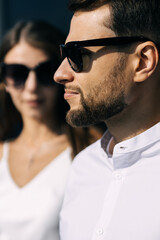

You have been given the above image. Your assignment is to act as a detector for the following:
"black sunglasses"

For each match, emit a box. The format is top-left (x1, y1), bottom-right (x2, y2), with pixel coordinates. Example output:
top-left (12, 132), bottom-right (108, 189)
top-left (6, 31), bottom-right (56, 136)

top-left (60, 36), bottom-right (158, 72)
top-left (0, 59), bottom-right (59, 88)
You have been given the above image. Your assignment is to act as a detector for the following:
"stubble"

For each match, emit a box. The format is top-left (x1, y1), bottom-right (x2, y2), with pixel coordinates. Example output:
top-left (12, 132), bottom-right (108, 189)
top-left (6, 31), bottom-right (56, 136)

top-left (66, 54), bottom-right (128, 127)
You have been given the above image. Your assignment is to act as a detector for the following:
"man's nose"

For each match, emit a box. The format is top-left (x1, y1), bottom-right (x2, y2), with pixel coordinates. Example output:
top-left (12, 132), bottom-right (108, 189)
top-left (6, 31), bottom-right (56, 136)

top-left (54, 59), bottom-right (74, 85)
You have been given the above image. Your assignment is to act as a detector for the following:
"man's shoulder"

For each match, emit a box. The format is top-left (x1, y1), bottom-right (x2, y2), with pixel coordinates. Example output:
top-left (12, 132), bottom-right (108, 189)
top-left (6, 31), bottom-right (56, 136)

top-left (80, 138), bottom-right (100, 152)
top-left (73, 139), bottom-right (102, 163)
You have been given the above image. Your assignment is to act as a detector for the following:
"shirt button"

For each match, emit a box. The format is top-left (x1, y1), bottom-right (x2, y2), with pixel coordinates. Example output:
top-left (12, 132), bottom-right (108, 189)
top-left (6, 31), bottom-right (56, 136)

top-left (120, 146), bottom-right (126, 150)
top-left (114, 173), bottom-right (122, 180)
top-left (96, 228), bottom-right (104, 236)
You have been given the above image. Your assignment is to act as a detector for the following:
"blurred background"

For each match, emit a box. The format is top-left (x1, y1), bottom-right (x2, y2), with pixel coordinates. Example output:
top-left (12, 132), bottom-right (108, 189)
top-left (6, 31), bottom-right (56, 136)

top-left (0, 0), bottom-right (72, 40)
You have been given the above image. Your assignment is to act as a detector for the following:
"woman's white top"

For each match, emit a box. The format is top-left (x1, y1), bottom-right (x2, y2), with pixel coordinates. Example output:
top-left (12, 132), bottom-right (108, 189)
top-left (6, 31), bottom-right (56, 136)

top-left (0, 142), bottom-right (72, 240)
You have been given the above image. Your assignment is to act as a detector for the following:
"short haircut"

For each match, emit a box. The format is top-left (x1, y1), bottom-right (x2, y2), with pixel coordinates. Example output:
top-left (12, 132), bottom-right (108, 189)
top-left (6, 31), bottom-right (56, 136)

top-left (68, 0), bottom-right (160, 44)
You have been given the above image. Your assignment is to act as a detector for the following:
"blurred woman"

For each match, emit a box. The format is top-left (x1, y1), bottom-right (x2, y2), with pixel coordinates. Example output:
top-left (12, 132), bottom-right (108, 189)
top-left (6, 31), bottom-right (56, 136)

top-left (0, 20), bottom-right (100, 240)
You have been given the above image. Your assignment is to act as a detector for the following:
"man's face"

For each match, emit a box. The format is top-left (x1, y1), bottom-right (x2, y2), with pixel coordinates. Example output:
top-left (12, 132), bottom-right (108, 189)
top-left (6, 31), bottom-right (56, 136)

top-left (54, 5), bottom-right (134, 127)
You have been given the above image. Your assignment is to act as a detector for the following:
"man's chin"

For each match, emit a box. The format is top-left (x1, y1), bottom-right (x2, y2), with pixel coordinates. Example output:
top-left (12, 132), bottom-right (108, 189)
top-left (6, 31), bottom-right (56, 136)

top-left (66, 99), bottom-right (127, 127)
top-left (66, 109), bottom-right (94, 127)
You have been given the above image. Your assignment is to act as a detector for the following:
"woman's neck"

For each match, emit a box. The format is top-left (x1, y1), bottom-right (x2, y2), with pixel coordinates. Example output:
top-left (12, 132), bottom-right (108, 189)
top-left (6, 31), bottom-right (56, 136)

top-left (19, 117), bottom-right (61, 146)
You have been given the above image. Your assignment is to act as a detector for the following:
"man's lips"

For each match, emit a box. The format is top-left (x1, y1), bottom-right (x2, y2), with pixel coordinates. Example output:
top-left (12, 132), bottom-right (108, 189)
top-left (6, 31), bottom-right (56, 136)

top-left (64, 89), bottom-right (79, 100)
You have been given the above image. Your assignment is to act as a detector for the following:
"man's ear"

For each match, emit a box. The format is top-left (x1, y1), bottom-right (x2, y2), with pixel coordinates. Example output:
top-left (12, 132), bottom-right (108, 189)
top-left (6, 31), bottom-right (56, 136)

top-left (133, 42), bottom-right (159, 83)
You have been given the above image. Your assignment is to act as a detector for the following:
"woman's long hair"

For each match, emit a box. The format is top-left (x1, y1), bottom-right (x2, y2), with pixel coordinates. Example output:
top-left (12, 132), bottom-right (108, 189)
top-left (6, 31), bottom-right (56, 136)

top-left (0, 20), bottom-right (95, 156)
top-left (0, 21), bottom-right (66, 137)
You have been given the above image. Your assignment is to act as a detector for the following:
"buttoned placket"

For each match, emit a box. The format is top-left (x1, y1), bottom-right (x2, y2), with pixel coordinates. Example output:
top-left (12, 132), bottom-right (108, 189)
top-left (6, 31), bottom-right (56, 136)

top-left (92, 145), bottom-right (128, 240)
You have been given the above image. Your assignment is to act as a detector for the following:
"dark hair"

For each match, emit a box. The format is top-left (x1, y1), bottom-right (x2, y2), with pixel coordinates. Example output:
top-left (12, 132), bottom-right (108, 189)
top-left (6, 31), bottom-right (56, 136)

top-left (0, 20), bottom-right (65, 62)
top-left (0, 20), bottom-right (96, 156)
top-left (68, 0), bottom-right (160, 44)
top-left (0, 20), bottom-right (65, 139)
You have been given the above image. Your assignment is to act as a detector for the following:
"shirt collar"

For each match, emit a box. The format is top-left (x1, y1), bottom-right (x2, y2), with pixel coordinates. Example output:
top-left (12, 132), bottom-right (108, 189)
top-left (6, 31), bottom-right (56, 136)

top-left (101, 122), bottom-right (160, 169)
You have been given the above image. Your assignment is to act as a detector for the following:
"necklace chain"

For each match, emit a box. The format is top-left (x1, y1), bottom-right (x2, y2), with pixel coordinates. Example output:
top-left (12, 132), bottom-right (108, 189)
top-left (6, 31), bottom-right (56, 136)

top-left (24, 140), bottom-right (55, 169)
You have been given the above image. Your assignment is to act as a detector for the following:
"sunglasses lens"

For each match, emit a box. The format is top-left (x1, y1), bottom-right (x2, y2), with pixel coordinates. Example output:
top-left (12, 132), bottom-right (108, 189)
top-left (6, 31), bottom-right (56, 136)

top-left (1, 60), bottom-right (59, 87)
top-left (61, 45), bottom-right (82, 72)
top-left (36, 60), bottom-right (59, 86)
top-left (1, 64), bottom-right (28, 87)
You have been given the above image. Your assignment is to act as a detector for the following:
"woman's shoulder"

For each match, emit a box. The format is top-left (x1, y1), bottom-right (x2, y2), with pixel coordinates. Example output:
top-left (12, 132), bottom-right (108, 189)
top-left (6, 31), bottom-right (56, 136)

top-left (0, 141), bottom-right (5, 160)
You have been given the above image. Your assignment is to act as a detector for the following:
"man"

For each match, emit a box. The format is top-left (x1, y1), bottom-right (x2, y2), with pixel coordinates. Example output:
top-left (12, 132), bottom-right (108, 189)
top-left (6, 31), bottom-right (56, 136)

top-left (54, 0), bottom-right (160, 239)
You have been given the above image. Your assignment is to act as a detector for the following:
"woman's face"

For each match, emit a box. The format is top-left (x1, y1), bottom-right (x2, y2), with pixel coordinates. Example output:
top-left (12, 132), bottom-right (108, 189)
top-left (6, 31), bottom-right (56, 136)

top-left (4, 41), bottom-right (59, 122)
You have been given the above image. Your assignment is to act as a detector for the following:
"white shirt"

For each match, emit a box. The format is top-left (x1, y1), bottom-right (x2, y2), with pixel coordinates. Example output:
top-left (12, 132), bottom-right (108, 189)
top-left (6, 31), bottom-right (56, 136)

top-left (0, 143), bottom-right (72, 240)
top-left (60, 122), bottom-right (160, 240)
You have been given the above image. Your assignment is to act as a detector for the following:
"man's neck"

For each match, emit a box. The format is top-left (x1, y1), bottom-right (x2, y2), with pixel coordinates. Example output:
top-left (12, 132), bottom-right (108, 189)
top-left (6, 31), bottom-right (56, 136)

top-left (105, 109), bottom-right (160, 147)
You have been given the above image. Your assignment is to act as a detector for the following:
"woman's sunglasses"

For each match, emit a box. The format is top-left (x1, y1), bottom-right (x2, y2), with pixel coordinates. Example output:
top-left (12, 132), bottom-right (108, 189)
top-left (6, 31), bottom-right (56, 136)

top-left (60, 36), bottom-right (157, 72)
top-left (0, 59), bottom-right (59, 88)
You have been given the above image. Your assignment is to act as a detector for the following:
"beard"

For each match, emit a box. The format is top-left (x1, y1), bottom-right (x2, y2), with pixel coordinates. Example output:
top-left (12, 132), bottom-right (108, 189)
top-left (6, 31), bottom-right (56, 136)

top-left (66, 55), bottom-right (128, 127)
top-left (66, 90), bottom-right (127, 127)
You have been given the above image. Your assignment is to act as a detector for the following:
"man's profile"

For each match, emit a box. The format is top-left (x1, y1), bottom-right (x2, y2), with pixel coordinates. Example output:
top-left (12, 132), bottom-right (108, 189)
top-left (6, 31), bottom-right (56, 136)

top-left (54, 0), bottom-right (160, 239)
